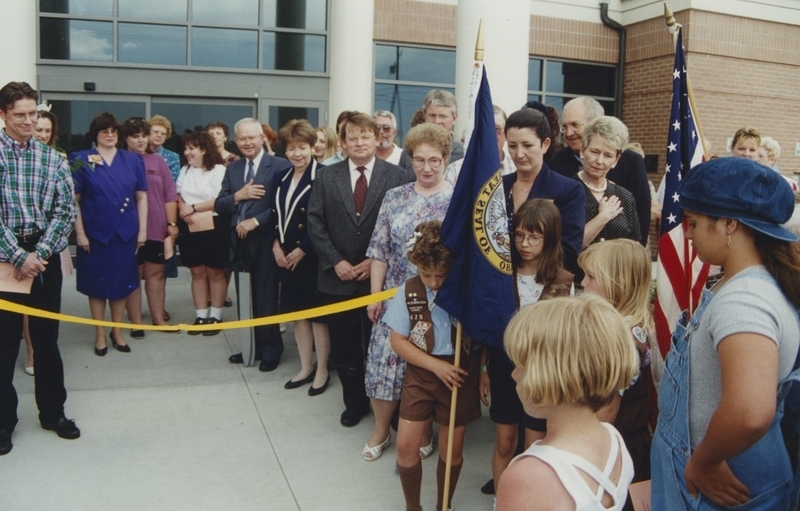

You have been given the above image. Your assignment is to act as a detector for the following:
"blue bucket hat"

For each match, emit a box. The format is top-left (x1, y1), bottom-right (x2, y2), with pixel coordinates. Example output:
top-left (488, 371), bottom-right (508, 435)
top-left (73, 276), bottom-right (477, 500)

top-left (679, 157), bottom-right (798, 242)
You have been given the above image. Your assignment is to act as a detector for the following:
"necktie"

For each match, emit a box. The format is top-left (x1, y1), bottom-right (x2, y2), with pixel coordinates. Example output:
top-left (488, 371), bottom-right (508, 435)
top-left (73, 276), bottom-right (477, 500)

top-left (239, 160), bottom-right (256, 223)
top-left (353, 166), bottom-right (368, 217)
top-left (246, 159), bottom-right (255, 182)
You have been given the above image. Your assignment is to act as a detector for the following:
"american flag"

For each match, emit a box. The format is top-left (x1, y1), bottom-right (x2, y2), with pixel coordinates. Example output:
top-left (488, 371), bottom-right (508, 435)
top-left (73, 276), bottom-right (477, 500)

top-left (654, 29), bottom-right (709, 358)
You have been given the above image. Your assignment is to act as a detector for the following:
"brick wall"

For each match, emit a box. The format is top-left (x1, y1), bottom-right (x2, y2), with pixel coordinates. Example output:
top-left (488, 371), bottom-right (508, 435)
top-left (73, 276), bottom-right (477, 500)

top-left (374, 0), bottom-right (457, 46)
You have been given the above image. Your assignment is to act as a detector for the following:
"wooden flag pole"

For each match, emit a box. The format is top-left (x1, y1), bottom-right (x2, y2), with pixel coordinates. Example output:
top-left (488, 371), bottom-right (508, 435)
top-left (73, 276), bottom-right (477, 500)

top-left (442, 322), bottom-right (463, 511)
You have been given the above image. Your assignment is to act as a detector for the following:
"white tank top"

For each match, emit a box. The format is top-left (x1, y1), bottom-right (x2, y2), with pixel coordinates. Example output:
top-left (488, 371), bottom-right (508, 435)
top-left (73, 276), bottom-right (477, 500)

top-left (508, 422), bottom-right (634, 511)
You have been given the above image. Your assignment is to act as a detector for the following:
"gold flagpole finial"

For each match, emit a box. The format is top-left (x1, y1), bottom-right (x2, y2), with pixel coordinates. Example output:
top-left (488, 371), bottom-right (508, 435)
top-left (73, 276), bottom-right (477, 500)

top-left (664, 3), bottom-right (676, 28)
top-left (474, 19), bottom-right (484, 62)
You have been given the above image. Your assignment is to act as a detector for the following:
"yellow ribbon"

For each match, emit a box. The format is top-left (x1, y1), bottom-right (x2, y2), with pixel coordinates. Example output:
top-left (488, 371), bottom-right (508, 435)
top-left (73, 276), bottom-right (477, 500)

top-left (0, 288), bottom-right (398, 332)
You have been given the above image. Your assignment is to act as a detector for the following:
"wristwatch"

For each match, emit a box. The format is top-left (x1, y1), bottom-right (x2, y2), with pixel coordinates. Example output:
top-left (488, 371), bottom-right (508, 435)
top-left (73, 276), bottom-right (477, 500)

top-left (191, 204), bottom-right (197, 213)
top-left (167, 222), bottom-right (177, 227)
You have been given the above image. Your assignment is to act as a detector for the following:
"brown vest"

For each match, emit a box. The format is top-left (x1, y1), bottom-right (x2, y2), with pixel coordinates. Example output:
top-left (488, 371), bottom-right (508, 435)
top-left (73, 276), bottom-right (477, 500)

top-left (404, 276), bottom-right (470, 357)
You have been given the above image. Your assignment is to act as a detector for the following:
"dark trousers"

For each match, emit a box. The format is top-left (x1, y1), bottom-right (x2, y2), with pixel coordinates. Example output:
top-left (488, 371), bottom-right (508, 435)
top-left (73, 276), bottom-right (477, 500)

top-left (235, 258), bottom-right (283, 363)
top-left (0, 252), bottom-right (66, 431)
top-left (323, 292), bottom-right (372, 415)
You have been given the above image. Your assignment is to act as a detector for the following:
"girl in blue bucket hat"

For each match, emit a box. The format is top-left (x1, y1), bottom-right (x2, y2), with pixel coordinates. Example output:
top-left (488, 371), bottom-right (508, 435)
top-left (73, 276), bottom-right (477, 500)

top-left (651, 157), bottom-right (800, 510)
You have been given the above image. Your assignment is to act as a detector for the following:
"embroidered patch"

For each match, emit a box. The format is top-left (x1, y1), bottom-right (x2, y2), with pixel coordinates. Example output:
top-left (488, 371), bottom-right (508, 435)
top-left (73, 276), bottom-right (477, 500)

top-left (409, 321), bottom-right (431, 352)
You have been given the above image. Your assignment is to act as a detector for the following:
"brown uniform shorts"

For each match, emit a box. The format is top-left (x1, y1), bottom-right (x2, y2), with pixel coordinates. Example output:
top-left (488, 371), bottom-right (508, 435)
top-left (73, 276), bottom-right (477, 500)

top-left (399, 350), bottom-right (481, 427)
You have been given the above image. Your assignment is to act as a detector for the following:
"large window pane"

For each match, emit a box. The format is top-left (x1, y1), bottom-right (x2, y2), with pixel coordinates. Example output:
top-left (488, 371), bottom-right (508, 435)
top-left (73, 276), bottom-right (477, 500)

top-left (375, 45), bottom-right (455, 84)
top-left (193, 0), bottom-right (257, 26)
top-left (263, 32), bottom-right (325, 72)
top-left (263, 0), bottom-right (326, 30)
top-left (48, 100), bottom-right (146, 154)
top-left (374, 84), bottom-right (454, 145)
top-left (191, 28), bottom-right (257, 69)
top-left (118, 0), bottom-right (186, 22)
top-left (118, 24), bottom-right (187, 65)
top-left (528, 58), bottom-right (542, 91)
top-left (40, 0), bottom-right (112, 16)
top-left (545, 61), bottom-right (615, 97)
top-left (151, 102), bottom-right (254, 154)
top-left (268, 107), bottom-right (319, 134)
top-left (40, 18), bottom-right (112, 61)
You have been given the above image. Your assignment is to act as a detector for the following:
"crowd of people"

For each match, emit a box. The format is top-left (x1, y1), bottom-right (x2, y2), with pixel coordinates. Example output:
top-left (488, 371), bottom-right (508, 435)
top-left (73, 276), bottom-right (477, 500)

top-left (2, 79), bottom-right (800, 511)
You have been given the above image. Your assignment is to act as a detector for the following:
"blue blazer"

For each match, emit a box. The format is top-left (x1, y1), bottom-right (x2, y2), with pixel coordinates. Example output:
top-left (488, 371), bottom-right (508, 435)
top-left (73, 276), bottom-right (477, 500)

top-left (269, 159), bottom-right (322, 255)
top-left (503, 163), bottom-right (585, 275)
top-left (70, 149), bottom-right (147, 244)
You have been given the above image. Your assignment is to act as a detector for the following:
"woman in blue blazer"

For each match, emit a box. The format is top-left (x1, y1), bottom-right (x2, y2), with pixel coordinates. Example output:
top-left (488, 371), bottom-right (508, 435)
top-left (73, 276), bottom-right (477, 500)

top-left (270, 120), bottom-right (331, 395)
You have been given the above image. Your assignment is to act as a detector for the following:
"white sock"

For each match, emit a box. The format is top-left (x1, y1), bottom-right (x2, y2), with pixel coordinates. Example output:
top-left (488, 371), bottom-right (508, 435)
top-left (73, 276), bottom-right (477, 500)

top-left (209, 307), bottom-right (223, 320)
top-left (196, 308), bottom-right (209, 319)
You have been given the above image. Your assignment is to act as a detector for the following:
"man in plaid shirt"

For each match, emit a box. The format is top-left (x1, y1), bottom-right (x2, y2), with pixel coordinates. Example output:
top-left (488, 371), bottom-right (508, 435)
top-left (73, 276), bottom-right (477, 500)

top-left (0, 81), bottom-right (78, 455)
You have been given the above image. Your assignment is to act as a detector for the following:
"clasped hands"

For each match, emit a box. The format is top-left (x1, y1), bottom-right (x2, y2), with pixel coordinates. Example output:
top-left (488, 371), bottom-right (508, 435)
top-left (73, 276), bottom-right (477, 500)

top-left (14, 252), bottom-right (47, 281)
top-left (334, 258), bottom-right (372, 282)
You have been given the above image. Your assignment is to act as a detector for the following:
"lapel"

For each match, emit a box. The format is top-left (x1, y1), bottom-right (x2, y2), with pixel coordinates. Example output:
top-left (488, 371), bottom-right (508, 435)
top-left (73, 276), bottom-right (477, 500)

top-left (253, 153), bottom-right (272, 186)
top-left (275, 160), bottom-right (315, 243)
top-left (334, 160), bottom-right (358, 224)
top-left (529, 163), bottom-right (553, 200)
top-left (360, 159), bottom-right (389, 224)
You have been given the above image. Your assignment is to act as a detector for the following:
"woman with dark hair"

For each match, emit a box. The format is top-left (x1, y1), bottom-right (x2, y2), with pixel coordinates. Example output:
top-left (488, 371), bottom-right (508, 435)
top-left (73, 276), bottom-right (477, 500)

top-left (205, 120), bottom-right (239, 164)
top-left (270, 119), bottom-right (330, 394)
top-left (119, 118), bottom-right (178, 334)
top-left (521, 101), bottom-right (561, 163)
top-left (175, 132), bottom-right (228, 334)
top-left (70, 112), bottom-right (148, 355)
top-left (33, 109), bottom-right (63, 153)
top-left (503, 108), bottom-right (585, 276)
top-left (651, 157), bottom-right (800, 509)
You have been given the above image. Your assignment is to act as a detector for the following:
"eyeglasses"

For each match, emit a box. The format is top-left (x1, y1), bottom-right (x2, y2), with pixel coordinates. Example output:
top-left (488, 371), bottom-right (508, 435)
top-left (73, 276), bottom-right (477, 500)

top-left (7, 111), bottom-right (39, 122)
top-left (411, 157), bottom-right (444, 170)
top-left (495, 125), bottom-right (505, 134)
top-left (376, 125), bottom-right (394, 133)
top-left (560, 121), bottom-right (584, 134)
top-left (236, 136), bottom-right (262, 144)
top-left (513, 231), bottom-right (544, 246)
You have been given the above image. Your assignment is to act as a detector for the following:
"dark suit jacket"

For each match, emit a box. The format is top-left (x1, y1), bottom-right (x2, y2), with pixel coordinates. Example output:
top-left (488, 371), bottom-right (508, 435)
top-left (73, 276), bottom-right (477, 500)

top-left (269, 159), bottom-right (321, 254)
top-left (549, 146), bottom-right (650, 245)
top-left (215, 151), bottom-right (292, 269)
top-left (308, 157), bottom-right (411, 296)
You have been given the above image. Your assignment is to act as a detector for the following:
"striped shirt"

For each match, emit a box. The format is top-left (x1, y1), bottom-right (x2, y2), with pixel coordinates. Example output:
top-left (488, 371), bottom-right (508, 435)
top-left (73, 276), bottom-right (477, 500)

top-left (0, 129), bottom-right (77, 267)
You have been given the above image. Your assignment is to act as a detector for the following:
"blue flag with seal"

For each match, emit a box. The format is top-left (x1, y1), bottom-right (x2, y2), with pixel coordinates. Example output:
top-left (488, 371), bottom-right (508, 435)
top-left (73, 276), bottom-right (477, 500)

top-left (435, 64), bottom-right (515, 350)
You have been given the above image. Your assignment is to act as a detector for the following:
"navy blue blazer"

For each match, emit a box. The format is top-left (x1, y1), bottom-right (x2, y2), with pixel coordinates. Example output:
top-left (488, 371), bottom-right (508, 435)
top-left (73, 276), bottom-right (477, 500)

top-left (503, 163), bottom-right (585, 275)
top-left (269, 159), bottom-right (321, 255)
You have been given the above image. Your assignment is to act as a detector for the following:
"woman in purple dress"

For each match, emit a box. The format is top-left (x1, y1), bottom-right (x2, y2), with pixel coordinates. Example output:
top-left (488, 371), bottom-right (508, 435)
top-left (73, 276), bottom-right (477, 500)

top-left (70, 112), bottom-right (148, 355)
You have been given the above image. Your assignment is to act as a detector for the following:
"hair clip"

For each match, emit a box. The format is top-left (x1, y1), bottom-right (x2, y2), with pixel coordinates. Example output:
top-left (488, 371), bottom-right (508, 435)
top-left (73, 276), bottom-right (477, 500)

top-left (406, 231), bottom-right (423, 253)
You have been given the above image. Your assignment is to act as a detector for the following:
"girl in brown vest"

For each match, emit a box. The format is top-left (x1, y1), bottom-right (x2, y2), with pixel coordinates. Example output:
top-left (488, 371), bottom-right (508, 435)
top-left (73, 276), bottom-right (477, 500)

top-left (382, 220), bottom-right (481, 511)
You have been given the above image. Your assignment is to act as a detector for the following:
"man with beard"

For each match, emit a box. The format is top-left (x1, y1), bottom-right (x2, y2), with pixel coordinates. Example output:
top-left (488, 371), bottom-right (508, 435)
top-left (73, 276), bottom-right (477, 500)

top-left (373, 110), bottom-right (414, 178)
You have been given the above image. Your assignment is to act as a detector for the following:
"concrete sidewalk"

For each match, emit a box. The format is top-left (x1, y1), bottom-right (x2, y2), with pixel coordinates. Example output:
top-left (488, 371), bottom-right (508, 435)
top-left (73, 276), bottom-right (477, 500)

top-left (2, 270), bottom-right (497, 510)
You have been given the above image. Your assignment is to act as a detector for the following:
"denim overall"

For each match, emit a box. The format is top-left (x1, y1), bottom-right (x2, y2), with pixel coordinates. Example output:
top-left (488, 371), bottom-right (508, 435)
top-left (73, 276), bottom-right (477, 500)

top-left (651, 274), bottom-right (800, 510)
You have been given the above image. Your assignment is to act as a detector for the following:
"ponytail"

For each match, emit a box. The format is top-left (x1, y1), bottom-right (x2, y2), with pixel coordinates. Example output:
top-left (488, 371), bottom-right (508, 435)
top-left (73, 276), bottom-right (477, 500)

top-left (754, 232), bottom-right (800, 310)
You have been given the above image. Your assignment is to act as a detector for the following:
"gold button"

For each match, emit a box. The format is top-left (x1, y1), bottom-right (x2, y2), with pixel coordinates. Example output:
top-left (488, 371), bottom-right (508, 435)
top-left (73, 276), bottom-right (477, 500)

top-left (300, 208), bottom-right (305, 212)
top-left (298, 224), bottom-right (303, 229)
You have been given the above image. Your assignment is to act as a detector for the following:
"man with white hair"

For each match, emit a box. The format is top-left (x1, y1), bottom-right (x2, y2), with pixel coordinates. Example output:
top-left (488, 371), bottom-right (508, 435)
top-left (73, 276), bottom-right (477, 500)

top-left (373, 110), bottom-right (414, 176)
top-left (549, 96), bottom-right (651, 244)
top-left (423, 90), bottom-right (464, 163)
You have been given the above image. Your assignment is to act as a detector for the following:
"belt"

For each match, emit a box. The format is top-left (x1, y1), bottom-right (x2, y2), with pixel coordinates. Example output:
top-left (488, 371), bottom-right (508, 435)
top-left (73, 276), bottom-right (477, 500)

top-left (16, 232), bottom-right (42, 244)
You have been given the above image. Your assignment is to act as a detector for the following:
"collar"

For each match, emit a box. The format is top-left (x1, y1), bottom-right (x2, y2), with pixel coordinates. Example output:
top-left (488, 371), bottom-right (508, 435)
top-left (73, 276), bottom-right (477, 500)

top-left (0, 129), bottom-right (31, 150)
top-left (247, 149), bottom-right (265, 171)
top-left (348, 156), bottom-right (376, 173)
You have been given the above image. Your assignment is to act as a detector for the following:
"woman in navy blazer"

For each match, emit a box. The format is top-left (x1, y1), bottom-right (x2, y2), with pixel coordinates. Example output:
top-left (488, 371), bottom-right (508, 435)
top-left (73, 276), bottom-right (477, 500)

top-left (71, 112), bottom-right (148, 355)
top-left (270, 120), bottom-right (331, 395)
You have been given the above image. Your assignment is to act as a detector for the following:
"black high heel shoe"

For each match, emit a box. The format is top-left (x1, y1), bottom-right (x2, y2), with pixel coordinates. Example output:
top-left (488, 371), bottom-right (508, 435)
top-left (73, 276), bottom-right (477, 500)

top-left (110, 335), bottom-right (131, 353)
top-left (94, 341), bottom-right (107, 357)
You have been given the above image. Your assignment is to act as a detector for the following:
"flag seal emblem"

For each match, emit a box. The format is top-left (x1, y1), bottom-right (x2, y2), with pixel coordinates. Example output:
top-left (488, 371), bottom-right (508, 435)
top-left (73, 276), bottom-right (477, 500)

top-left (472, 170), bottom-right (512, 274)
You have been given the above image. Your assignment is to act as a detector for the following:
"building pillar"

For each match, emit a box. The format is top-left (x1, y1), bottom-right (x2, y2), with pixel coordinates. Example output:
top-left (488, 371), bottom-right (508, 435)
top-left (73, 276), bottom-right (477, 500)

top-left (0, 0), bottom-right (37, 91)
top-left (328, 0), bottom-right (375, 124)
top-left (455, 0), bottom-right (530, 137)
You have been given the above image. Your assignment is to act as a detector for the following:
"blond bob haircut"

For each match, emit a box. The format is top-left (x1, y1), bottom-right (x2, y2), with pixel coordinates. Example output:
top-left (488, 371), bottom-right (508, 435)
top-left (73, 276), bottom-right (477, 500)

top-left (581, 115), bottom-right (629, 155)
top-left (760, 136), bottom-right (781, 162)
top-left (732, 126), bottom-right (761, 148)
top-left (504, 294), bottom-right (639, 412)
top-left (578, 239), bottom-right (652, 330)
top-left (148, 114), bottom-right (173, 137)
top-left (404, 123), bottom-right (452, 160)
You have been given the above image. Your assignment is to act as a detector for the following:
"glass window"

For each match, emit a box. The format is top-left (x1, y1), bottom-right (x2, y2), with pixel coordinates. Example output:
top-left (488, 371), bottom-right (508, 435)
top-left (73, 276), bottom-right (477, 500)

top-left (151, 102), bottom-right (255, 153)
top-left (48, 100), bottom-right (146, 154)
top-left (193, 0), bottom-right (257, 26)
top-left (118, 0), bottom-right (186, 21)
top-left (40, 18), bottom-right (112, 61)
top-left (375, 45), bottom-right (455, 84)
top-left (191, 28), bottom-right (258, 69)
top-left (528, 58), bottom-right (542, 91)
top-left (268, 106), bottom-right (319, 133)
top-left (118, 24), bottom-right (187, 65)
top-left (374, 84), bottom-right (454, 144)
top-left (526, 94), bottom-right (542, 105)
top-left (40, 0), bottom-right (112, 16)
top-left (545, 61), bottom-right (615, 97)
top-left (263, 0), bottom-right (327, 31)
top-left (263, 32), bottom-right (325, 72)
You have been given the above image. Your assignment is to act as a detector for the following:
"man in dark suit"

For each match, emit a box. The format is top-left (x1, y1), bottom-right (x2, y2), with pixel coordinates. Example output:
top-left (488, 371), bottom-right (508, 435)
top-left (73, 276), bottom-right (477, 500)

top-left (548, 96), bottom-right (651, 245)
top-left (308, 112), bottom-right (411, 427)
top-left (216, 117), bottom-right (292, 371)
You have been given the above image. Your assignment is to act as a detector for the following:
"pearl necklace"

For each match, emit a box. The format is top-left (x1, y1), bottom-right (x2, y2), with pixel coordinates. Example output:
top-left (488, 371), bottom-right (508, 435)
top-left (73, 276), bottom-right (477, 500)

top-left (578, 171), bottom-right (607, 194)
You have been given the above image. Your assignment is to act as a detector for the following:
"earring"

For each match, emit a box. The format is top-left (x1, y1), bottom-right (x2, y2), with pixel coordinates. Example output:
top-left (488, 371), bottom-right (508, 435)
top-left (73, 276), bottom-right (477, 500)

top-left (727, 235), bottom-right (732, 248)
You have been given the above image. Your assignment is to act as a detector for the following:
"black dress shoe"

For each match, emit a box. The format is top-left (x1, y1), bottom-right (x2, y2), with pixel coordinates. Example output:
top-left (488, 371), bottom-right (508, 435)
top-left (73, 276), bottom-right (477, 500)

top-left (41, 417), bottom-right (81, 440)
top-left (130, 329), bottom-right (145, 339)
top-left (229, 352), bottom-right (244, 364)
top-left (202, 317), bottom-right (221, 336)
top-left (188, 317), bottom-right (207, 336)
top-left (284, 369), bottom-right (316, 389)
top-left (110, 335), bottom-right (131, 353)
top-left (224, 298), bottom-right (233, 308)
top-left (340, 408), bottom-right (367, 427)
top-left (94, 344), bottom-right (107, 357)
top-left (308, 376), bottom-right (331, 396)
top-left (480, 478), bottom-right (495, 495)
top-left (259, 359), bottom-right (280, 372)
top-left (0, 429), bottom-right (12, 455)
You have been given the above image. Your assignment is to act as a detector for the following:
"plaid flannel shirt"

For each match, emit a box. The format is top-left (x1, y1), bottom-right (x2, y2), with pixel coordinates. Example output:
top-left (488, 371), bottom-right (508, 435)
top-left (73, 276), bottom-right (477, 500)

top-left (0, 129), bottom-right (77, 268)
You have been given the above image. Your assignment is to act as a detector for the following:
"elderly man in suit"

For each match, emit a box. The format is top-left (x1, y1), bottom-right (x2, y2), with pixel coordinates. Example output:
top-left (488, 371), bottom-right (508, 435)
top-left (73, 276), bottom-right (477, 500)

top-left (308, 111), bottom-right (411, 427)
top-left (216, 118), bottom-right (292, 371)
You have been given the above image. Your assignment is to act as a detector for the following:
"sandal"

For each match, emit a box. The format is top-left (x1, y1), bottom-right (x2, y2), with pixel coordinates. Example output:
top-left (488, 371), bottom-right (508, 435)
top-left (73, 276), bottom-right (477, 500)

top-left (362, 434), bottom-right (391, 461)
top-left (419, 440), bottom-right (435, 459)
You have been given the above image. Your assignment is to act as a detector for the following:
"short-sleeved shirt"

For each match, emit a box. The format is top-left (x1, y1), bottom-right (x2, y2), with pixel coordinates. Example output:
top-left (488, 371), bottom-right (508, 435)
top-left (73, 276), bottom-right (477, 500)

top-left (688, 265), bottom-right (800, 448)
top-left (175, 164), bottom-right (226, 215)
top-left (142, 153), bottom-right (177, 241)
top-left (383, 282), bottom-right (455, 356)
